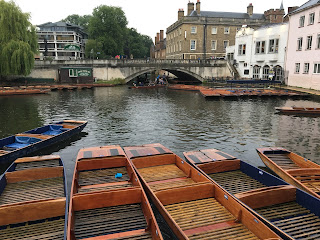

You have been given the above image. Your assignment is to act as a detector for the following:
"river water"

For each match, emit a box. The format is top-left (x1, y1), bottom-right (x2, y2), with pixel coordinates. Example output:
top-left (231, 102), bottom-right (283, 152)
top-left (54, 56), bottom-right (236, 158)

top-left (1, 86), bottom-right (320, 185)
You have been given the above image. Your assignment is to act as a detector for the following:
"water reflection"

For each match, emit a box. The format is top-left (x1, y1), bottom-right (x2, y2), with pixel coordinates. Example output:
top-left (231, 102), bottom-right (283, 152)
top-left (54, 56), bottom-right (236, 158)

top-left (1, 87), bottom-right (320, 182)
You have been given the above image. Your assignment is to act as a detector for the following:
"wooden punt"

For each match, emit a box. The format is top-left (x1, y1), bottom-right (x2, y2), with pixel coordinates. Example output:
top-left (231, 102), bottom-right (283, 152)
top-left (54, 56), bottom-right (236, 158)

top-left (70, 145), bottom-right (141, 195)
top-left (275, 106), bottom-right (320, 115)
top-left (257, 147), bottom-right (320, 199)
top-left (184, 148), bottom-right (320, 239)
top-left (67, 145), bottom-right (163, 240)
top-left (0, 120), bottom-right (87, 164)
top-left (124, 143), bottom-right (281, 240)
top-left (0, 155), bottom-right (68, 239)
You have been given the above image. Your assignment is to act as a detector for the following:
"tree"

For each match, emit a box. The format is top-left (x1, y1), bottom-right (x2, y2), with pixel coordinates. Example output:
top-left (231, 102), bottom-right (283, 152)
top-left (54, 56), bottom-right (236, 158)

top-left (62, 14), bottom-right (91, 33)
top-left (89, 5), bottom-right (128, 57)
top-left (126, 28), bottom-right (153, 58)
top-left (85, 39), bottom-right (104, 59)
top-left (0, 0), bottom-right (38, 77)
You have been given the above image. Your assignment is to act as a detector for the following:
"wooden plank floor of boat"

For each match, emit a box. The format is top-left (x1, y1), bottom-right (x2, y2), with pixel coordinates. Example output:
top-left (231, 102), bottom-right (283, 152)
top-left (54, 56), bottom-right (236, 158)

top-left (77, 167), bottom-right (133, 193)
top-left (137, 164), bottom-right (200, 191)
top-left (208, 170), bottom-right (266, 194)
top-left (74, 203), bottom-right (152, 239)
top-left (165, 198), bottom-right (258, 240)
top-left (265, 153), bottom-right (300, 170)
top-left (0, 216), bottom-right (65, 240)
top-left (14, 159), bottom-right (60, 171)
top-left (0, 177), bottom-right (64, 206)
top-left (255, 201), bottom-right (320, 239)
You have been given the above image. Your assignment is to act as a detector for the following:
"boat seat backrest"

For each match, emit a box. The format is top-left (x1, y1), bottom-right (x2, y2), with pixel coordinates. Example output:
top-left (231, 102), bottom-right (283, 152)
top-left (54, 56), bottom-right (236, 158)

top-left (49, 125), bottom-right (63, 131)
top-left (15, 136), bottom-right (41, 144)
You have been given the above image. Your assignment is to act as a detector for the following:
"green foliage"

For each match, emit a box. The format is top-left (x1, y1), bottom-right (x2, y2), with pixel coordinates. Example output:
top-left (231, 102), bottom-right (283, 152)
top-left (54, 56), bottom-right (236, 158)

top-left (0, 0), bottom-right (38, 77)
top-left (85, 39), bottom-right (105, 59)
top-left (62, 14), bottom-right (91, 33)
top-left (89, 5), bottom-right (128, 57)
top-left (125, 28), bottom-right (153, 58)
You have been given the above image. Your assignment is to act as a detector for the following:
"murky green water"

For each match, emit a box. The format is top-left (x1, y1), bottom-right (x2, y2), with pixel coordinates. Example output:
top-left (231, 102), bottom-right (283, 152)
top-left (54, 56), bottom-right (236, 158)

top-left (1, 86), bottom-right (320, 184)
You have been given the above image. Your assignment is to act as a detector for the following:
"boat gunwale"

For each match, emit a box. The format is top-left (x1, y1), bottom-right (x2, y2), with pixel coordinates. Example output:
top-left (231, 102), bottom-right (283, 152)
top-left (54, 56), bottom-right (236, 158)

top-left (256, 148), bottom-right (320, 199)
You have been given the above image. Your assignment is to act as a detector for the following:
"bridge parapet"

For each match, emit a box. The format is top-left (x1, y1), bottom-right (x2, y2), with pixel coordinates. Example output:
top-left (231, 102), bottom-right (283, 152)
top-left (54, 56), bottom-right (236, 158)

top-left (34, 59), bottom-right (226, 68)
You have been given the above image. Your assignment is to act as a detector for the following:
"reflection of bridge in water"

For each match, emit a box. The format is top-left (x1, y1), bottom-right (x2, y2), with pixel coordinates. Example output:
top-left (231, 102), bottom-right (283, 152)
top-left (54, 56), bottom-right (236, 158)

top-left (32, 59), bottom-right (232, 83)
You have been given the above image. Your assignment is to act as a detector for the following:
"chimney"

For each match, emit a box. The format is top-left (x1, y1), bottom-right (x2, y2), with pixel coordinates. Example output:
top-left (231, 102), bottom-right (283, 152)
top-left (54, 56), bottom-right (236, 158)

top-left (187, 2), bottom-right (194, 15)
top-left (288, 6), bottom-right (299, 14)
top-left (178, 8), bottom-right (184, 20)
top-left (196, 0), bottom-right (201, 15)
top-left (160, 30), bottom-right (164, 41)
top-left (154, 36), bottom-right (157, 45)
top-left (156, 33), bottom-right (160, 44)
top-left (247, 3), bottom-right (253, 16)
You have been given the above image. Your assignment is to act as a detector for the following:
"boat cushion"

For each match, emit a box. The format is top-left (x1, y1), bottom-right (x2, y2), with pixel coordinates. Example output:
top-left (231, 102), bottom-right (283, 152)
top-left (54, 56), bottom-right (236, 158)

top-left (42, 125), bottom-right (66, 136)
top-left (5, 136), bottom-right (42, 149)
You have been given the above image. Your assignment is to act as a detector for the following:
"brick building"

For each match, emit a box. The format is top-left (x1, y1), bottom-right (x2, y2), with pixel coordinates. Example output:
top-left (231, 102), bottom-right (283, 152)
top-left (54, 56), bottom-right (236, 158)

top-left (153, 30), bottom-right (166, 59)
top-left (166, 1), bottom-right (285, 59)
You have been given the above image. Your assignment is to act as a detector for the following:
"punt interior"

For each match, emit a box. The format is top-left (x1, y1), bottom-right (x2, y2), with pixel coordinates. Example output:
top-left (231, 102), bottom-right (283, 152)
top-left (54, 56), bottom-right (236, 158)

top-left (71, 145), bottom-right (140, 195)
top-left (125, 144), bottom-right (280, 240)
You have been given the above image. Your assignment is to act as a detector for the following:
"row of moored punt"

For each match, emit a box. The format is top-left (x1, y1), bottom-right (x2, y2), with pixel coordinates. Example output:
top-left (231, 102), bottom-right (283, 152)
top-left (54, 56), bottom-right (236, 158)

top-left (1, 143), bottom-right (320, 239)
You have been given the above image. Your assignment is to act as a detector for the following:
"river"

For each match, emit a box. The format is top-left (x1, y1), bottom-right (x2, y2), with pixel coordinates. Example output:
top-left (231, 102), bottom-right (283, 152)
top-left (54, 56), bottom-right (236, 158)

top-left (1, 86), bottom-right (320, 185)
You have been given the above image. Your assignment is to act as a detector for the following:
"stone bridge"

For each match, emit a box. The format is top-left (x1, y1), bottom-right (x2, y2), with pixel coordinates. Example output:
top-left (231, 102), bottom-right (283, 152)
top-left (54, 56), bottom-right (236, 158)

top-left (30, 59), bottom-right (232, 83)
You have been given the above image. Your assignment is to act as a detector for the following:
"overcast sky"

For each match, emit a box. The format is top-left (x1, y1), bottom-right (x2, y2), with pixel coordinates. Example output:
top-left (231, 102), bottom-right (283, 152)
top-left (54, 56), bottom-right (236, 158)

top-left (13, 0), bottom-right (306, 39)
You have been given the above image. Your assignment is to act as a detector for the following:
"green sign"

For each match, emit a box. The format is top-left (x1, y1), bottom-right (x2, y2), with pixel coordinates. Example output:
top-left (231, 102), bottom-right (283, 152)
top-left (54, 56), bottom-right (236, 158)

top-left (77, 69), bottom-right (91, 77)
top-left (64, 44), bottom-right (80, 51)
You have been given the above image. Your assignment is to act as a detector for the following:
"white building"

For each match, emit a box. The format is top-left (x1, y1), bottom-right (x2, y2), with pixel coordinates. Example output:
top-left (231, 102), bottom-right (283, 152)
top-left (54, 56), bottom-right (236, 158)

top-left (285, 0), bottom-right (320, 90)
top-left (226, 23), bottom-right (289, 81)
top-left (37, 22), bottom-right (88, 60)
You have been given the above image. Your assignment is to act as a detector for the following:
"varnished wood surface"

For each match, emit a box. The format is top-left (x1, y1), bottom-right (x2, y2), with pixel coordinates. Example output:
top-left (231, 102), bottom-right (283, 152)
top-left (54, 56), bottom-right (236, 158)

top-left (208, 170), bottom-right (266, 195)
top-left (74, 204), bottom-right (148, 239)
top-left (256, 201), bottom-right (320, 239)
top-left (138, 164), bottom-right (186, 182)
top-left (0, 177), bottom-right (64, 206)
top-left (14, 159), bottom-right (60, 171)
top-left (265, 153), bottom-right (300, 170)
top-left (78, 167), bottom-right (130, 186)
top-left (0, 216), bottom-right (65, 240)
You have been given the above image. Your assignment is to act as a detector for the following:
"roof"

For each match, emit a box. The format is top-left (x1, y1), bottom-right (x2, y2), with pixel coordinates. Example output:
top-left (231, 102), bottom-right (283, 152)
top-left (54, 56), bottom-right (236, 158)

top-left (189, 10), bottom-right (265, 20)
top-left (37, 21), bottom-right (83, 30)
top-left (291, 0), bottom-right (320, 14)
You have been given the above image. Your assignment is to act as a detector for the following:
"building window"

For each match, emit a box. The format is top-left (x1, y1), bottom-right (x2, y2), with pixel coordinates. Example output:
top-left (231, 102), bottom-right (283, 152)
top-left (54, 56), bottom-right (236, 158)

top-left (307, 35), bottom-right (312, 50)
top-left (238, 44), bottom-right (246, 55)
top-left (297, 37), bottom-right (303, 50)
top-left (224, 27), bottom-right (230, 34)
top-left (211, 40), bottom-right (217, 50)
top-left (304, 63), bottom-right (310, 74)
top-left (223, 40), bottom-right (229, 51)
top-left (255, 41), bottom-right (265, 54)
top-left (262, 66), bottom-right (270, 80)
top-left (190, 40), bottom-right (196, 50)
top-left (191, 26), bottom-right (197, 34)
top-left (253, 66), bottom-right (260, 79)
top-left (244, 63), bottom-right (248, 67)
top-left (211, 27), bottom-right (217, 34)
top-left (179, 41), bottom-right (182, 51)
top-left (295, 63), bottom-right (300, 73)
top-left (179, 28), bottom-right (182, 35)
top-left (314, 63), bottom-right (320, 74)
top-left (309, 13), bottom-right (315, 25)
top-left (69, 69), bottom-right (76, 77)
top-left (269, 39), bottom-right (279, 53)
top-left (317, 34), bottom-right (320, 49)
top-left (299, 15), bottom-right (305, 27)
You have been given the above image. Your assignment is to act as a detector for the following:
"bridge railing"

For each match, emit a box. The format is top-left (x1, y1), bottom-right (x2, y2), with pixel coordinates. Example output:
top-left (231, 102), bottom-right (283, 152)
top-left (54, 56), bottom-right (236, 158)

top-left (34, 58), bottom-right (226, 67)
